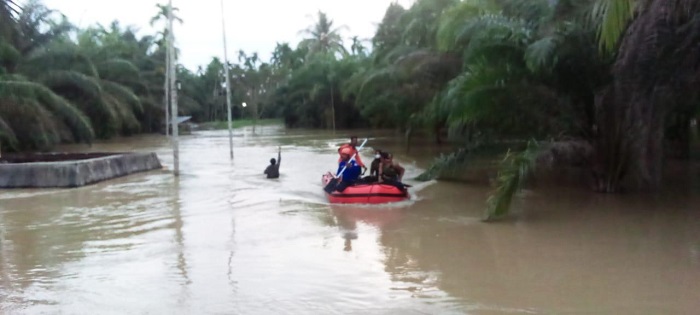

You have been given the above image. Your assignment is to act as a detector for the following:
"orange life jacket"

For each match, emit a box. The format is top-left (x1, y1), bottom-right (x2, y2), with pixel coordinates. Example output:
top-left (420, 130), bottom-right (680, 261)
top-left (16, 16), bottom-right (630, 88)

top-left (337, 144), bottom-right (365, 168)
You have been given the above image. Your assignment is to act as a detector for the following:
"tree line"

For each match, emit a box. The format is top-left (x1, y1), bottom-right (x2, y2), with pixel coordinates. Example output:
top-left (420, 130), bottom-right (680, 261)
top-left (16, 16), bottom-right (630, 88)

top-left (265, 0), bottom-right (700, 218)
top-left (2, 0), bottom-right (699, 219)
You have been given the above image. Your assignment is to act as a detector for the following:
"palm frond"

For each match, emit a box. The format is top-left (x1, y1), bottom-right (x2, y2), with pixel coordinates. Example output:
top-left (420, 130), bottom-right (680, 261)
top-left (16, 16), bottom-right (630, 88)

top-left (0, 39), bottom-right (20, 70)
top-left (442, 61), bottom-right (513, 133)
top-left (446, 84), bottom-right (506, 134)
top-left (378, 45), bottom-right (422, 65)
top-left (104, 93), bottom-right (140, 133)
top-left (457, 14), bottom-right (532, 62)
top-left (592, 0), bottom-right (637, 53)
top-left (394, 49), bottom-right (437, 71)
top-left (0, 73), bottom-right (27, 81)
top-left (0, 114), bottom-right (18, 146)
top-left (437, 0), bottom-right (499, 51)
top-left (0, 96), bottom-right (60, 149)
top-left (22, 46), bottom-right (99, 77)
top-left (309, 83), bottom-right (324, 101)
top-left (101, 80), bottom-right (143, 113)
top-left (484, 139), bottom-right (541, 221)
top-left (139, 96), bottom-right (160, 111)
top-left (356, 67), bottom-right (397, 104)
top-left (0, 80), bottom-right (95, 143)
top-left (524, 36), bottom-right (558, 73)
top-left (340, 66), bottom-right (369, 100)
top-left (415, 146), bottom-right (474, 181)
top-left (38, 70), bottom-right (103, 99)
top-left (97, 58), bottom-right (141, 83)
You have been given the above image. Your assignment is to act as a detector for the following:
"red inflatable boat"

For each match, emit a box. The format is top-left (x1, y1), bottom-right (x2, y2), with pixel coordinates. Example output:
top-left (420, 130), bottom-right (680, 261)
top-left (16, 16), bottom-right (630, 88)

top-left (322, 172), bottom-right (410, 204)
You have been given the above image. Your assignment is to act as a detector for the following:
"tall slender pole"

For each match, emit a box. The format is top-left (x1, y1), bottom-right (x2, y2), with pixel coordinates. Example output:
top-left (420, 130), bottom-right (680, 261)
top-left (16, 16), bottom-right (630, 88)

top-left (221, 0), bottom-right (234, 160)
top-left (164, 44), bottom-right (170, 137)
top-left (168, 0), bottom-right (180, 176)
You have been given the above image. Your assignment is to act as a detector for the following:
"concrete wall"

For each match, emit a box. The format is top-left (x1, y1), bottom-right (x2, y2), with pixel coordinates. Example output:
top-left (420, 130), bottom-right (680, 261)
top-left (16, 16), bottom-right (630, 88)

top-left (0, 152), bottom-right (163, 188)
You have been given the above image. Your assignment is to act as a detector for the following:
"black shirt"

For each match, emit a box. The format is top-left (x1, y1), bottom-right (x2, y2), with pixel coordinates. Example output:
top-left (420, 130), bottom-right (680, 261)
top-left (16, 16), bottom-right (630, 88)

top-left (370, 158), bottom-right (381, 177)
top-left (264, 151), bottom-right (281, 179)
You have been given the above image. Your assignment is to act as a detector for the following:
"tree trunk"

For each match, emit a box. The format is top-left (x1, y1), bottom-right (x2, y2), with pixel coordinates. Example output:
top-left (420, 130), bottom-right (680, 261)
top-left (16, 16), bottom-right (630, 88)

top-left (592, 0), bottom-right (700, 193)
top-left (253, 88), bottom-right (258, 134)
top-left (434, 124), bottom-right (442, 145)
top-left (405, 126), bottom-right (412, 153)
top-left (330, 85), bottom-right (336, 134)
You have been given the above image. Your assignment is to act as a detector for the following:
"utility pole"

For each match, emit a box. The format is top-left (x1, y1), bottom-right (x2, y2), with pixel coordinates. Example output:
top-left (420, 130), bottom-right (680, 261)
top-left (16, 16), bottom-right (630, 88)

top-left (221, 0), bottom-right (234, 160)
top-left (168, 0), bottom-right (179, 176)
top-left (164, 40), bottom-right (170, 137)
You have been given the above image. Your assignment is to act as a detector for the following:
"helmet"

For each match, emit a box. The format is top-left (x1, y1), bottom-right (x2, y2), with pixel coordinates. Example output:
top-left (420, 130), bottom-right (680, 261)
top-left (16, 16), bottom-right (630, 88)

top-left (340, 147), bottom-right (354, 156)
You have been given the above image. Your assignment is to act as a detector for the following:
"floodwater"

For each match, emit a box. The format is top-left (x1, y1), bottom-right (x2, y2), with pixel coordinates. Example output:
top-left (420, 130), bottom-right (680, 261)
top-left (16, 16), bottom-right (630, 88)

top-left (1, 126), bottom-right (699, 314)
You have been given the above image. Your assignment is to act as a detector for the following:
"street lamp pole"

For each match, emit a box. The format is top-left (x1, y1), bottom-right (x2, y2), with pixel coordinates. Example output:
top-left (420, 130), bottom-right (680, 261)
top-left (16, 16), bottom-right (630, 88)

top-left (168, 0), bottom-right (180, 176)
top-left (221, 0), bottom-right (234, 160)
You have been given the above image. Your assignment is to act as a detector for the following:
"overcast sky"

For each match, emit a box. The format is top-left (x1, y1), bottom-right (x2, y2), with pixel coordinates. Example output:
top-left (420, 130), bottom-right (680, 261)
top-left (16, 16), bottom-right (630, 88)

top-left (31, 0), bottom-right (414, 70)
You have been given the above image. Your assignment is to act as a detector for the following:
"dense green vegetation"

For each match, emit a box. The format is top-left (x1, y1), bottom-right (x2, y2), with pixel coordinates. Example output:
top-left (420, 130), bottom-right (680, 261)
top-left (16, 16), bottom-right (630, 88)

top-left (2, 0), bottom-right (699, 219)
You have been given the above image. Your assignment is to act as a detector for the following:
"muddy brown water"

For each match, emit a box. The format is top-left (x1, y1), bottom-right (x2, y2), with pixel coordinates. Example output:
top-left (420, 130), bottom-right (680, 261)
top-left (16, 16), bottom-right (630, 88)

top-left (1, 126), bottom-right (699, 314)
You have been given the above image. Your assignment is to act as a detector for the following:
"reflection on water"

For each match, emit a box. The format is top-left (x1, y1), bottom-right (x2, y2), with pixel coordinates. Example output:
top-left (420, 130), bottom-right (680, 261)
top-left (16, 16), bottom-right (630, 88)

top-left (1, 126), bottom-right (699, 314)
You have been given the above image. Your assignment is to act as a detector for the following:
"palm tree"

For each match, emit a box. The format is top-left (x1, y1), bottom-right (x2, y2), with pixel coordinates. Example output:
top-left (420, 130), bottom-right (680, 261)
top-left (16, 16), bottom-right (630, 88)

top-left (0, 0), bottom-right (95, 150)
top-left (149, 3), bottom-right (183, 32)
top-left (0, 0), bottom-right (19, 44)
top-left (0, 77), bottom-right (95, 149)
top-left (295, 28), bottom-right (348, 132)
top-left (348, 0), bottom-right (467, 132)
top-left (150, 3), bottom-right (182, 135)
top-left (590, 0), bottom-right (700, 192)
top-left (298, 11), bottom-right (348, 59)
top-left (350, 36), bottom-right (368, 56)
top-left (18, 43), bottom-right (144, 137)
top-left (12, 0), bottom-right (73, 55)
top-left (412, 0), bottom-right (615, 219)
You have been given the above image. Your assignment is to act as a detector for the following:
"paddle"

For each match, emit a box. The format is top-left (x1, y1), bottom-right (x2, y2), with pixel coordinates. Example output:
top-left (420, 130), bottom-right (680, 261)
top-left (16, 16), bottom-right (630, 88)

top-left (324, 138), bottom-right (368, 193)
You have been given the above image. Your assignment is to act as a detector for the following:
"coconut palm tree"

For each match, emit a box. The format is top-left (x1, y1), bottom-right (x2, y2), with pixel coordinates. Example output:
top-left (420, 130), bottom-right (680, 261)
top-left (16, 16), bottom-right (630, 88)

top-left (0, 0), bottom-right (19, 44)
top-left (149, 3), bottom-right (183, 35)
top-left (298, 11), bottom-right (348, 59)
top-left (12, 0), bottom-right (72, 55)
top-left (350, 36), bottom-right (368, 57)
top-left (150, 3), bottom-right (182, 135)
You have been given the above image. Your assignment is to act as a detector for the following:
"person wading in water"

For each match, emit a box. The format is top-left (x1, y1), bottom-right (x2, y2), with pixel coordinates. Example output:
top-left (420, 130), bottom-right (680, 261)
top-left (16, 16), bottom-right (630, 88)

top-left (264, 146), bottom-right (281, 179)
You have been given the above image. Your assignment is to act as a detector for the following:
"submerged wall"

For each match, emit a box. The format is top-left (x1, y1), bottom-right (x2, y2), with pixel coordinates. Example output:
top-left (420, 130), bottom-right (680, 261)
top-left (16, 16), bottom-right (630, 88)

top-left (0, 152), bottom-right (163, 188)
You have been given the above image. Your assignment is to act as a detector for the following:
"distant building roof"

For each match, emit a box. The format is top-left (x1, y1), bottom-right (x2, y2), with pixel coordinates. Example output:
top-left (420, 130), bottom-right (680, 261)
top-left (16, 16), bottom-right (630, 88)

top-left (176, 116), bottom-right (192, 124)
top-left (163, 116), bottom-right (192, 125)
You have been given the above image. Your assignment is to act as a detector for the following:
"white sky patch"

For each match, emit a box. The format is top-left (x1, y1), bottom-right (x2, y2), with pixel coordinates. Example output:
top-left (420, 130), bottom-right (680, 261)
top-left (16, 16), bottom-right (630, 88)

top-left (23, 0), bottom-right (415, 70)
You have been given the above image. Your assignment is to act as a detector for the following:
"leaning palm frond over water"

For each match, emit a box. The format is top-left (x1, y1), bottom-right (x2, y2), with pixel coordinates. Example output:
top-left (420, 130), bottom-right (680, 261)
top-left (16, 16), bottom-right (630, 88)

top-left (415, 147), bottom-right (473, 182)
top-left (484, 139), bottom-right (541, 221)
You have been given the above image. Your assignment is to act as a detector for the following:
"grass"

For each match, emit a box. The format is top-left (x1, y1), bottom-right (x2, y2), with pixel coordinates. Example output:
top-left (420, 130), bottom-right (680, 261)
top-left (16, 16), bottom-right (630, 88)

top-left (197, 119), bottom-right (283, 130)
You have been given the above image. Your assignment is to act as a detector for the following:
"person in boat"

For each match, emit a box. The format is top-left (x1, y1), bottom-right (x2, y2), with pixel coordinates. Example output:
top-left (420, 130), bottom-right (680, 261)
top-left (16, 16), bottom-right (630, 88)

top-left (359, 149), bottom-right (383, 184)
top-left (338, 136), bottom-right (367, 174)
top-left (335, 147), bottom-right (362, 192)
top-left (370, 149), bottom-right (382, 178)
top-left (378, 152), bottom-right (407, 191)
top-left (264, 146), bottom-right (281, 179)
